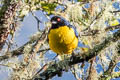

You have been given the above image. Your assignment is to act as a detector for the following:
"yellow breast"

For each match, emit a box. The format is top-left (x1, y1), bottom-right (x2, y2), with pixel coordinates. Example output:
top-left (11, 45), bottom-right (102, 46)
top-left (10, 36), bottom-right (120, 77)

top-left (48, 26), bottom-right (78, 55)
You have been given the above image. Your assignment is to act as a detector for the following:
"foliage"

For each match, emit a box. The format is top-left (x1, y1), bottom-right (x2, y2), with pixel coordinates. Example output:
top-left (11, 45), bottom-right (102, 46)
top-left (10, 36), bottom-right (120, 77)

top-left (0, 0), bottom-right (120, 80)
top-left (40, 2), bottom-right (57, 15)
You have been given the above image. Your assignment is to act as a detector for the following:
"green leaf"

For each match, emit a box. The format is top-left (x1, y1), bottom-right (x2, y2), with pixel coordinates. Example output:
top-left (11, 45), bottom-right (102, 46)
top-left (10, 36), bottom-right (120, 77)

top-left (41, 2), bottom-right (57, 15)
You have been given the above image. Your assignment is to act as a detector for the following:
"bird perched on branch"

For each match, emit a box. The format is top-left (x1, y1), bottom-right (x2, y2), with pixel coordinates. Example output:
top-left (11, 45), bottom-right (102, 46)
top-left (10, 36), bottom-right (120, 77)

top-left (48, 16), bottom-right (78, 56)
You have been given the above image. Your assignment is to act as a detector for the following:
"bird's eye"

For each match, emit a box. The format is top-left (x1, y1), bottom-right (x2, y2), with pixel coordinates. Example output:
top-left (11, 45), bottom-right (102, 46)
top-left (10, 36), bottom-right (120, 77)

top-left (57, 18), bottom-right (61, 22)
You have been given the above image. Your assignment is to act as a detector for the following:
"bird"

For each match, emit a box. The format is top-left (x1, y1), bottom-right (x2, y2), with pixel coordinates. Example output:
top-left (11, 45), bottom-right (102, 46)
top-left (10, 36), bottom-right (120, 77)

top-left (48, 16), bottom-right (78, 56)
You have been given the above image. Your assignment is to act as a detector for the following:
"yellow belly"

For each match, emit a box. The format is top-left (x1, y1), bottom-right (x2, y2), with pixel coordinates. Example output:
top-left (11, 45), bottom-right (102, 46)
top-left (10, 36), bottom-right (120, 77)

top-left (48, 26), bottom-right (78, 55)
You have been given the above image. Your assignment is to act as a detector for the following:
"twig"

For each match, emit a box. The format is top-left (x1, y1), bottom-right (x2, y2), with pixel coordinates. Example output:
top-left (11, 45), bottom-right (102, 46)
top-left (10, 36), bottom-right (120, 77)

top-left (0, 63), bottom-right (12, 68)
top-left (31, 11), bottom-right (42, 32)
top-left (115, 65), bottom-right (120, 71)
top-left (70, 65), bottom-right (81, 80)
top-left (37, 48), bottom-right (50, 53)
top-left (53, 2), bottom-right (68, 12)
top-left (87, 59), bottom-right (94, 80)
top-left (82, 9), bottom-right (105, 31)
top-left (105, 24), bottom-right (120, 31)
top-left (99, 72), bottom-right (120, 80)
top-left (110, 10), bottom-right (120, 13)
top-left (0, 47), bottom-right (49, 62)
top-left (81, 29), bottom-right (99, 36)
top-left (32, 64), bottom-right (48, 79)
top-left (29, 30), bottom-right (47, 55)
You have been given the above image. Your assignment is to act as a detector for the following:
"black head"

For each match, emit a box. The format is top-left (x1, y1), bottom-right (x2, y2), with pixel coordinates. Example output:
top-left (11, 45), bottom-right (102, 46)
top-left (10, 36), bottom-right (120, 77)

top-left (50, 16), bottom-right (67, 29)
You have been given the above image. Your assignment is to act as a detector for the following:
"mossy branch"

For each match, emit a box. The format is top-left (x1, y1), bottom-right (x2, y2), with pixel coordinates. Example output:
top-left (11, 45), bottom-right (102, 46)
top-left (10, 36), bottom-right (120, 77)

top-left (0, 0), bottom-right (20, 51)
top-left (0, 30), bottom-right (48, 62)
top-left (100, 72), bottom-right (120, 80)
top-left (99, 42), bottom-right (120, 80)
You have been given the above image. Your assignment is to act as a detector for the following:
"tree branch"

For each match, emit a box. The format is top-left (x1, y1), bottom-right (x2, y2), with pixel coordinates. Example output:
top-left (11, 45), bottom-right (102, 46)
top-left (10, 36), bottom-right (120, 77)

top-left (0, 29), bottom-right (48, 62)
top-left (105, 24), bottom-right (120, 31)
top-left (87, 58), bottom-right (98, 80)
top-left (100, 72), bottom-right (120, 80)
top-left (0, 0), bottom-right (20, 51)
top-left (110, 10), bottom-right (120, 13)
top-left (99, 42), bottom-right (120, 80)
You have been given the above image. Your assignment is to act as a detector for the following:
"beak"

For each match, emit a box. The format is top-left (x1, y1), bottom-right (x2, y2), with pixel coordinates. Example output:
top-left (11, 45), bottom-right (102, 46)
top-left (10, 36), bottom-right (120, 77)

top-left (51, 21), bottom-right (57, 24)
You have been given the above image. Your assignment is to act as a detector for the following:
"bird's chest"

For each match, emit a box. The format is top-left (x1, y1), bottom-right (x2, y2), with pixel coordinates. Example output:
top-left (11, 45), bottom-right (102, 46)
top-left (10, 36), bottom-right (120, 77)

top-left (48, 26), bottom-right (75, 44)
